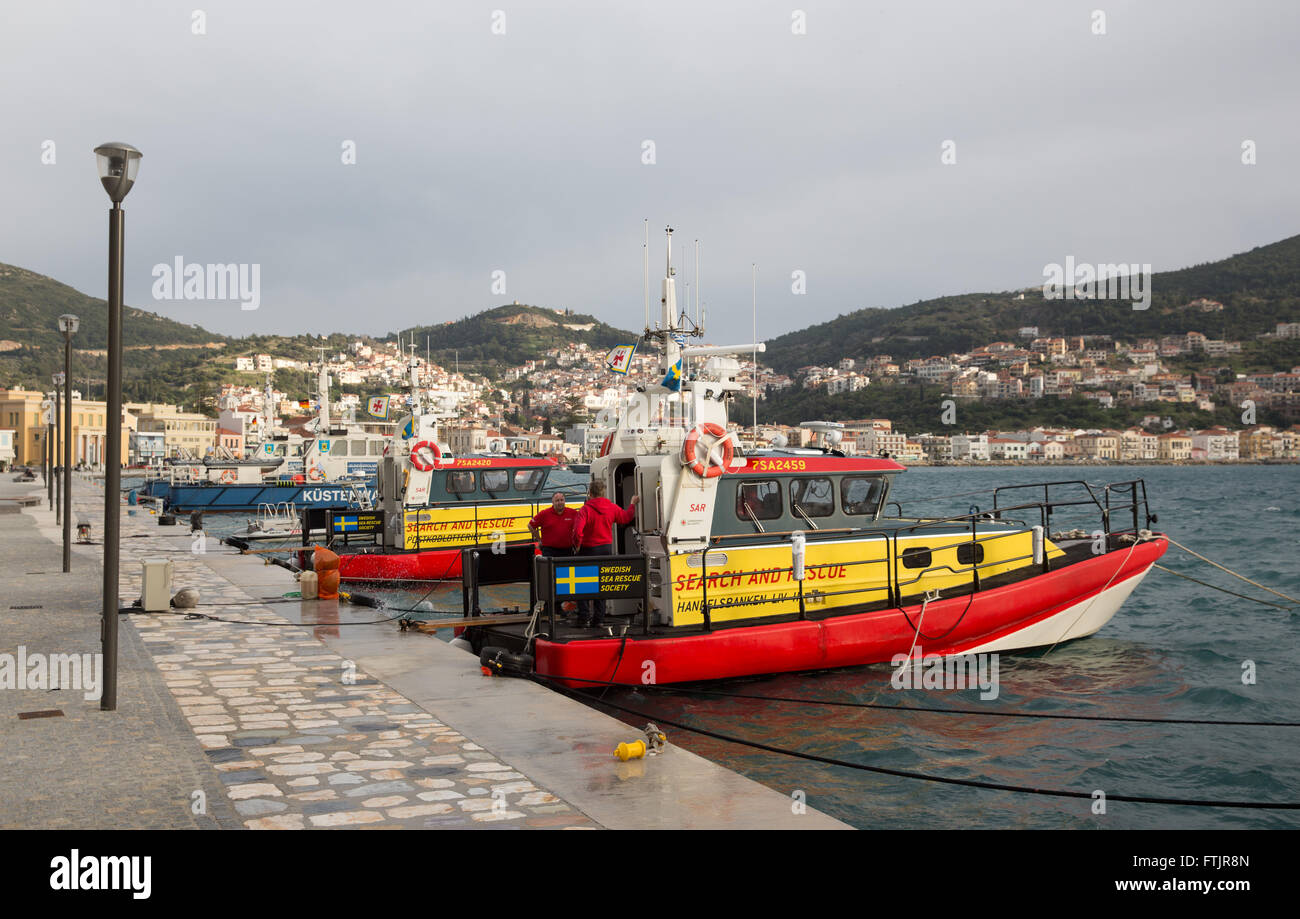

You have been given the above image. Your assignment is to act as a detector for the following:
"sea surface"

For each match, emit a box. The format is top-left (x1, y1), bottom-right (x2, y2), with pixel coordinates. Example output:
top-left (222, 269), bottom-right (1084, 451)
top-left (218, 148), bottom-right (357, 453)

top-left (157, 465), bottom-right (1300, 828)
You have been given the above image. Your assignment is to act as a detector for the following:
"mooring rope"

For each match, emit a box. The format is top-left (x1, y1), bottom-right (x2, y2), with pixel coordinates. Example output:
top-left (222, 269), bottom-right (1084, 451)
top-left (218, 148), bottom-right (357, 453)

top-left (533, 675), bottom-right (1300, 809)
top-left (531, 673), bottom-right (1300, 727)
top-left (1042, 534), bottom-right (1147, 657)
top-left (1154, 563), bottom-right (1297, 611)
top-left (1167, 537), bottom-right (1300, 606)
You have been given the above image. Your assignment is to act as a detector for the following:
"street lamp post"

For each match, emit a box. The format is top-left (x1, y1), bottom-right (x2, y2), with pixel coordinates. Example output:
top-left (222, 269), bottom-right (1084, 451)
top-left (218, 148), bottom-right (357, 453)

top-left (53, 372), bottom-right (64, 520)
top-left (94, 142), bottom-right (142, 712)
top-left (59, 314), bottom-right (79, 573)
top-left (45, 390), bottom-right (56, 511)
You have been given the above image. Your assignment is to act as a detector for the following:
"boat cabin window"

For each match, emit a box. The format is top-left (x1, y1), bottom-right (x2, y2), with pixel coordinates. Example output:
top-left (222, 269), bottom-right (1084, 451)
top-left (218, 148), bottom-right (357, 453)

top-left (841, 476), bottom-right (884, 516)
top-left (369, 441), bottom-right (385, 455)
top-left (735, 480), bottom-right (782, 521)
top-left (447, 470), bottom-right (476, 494)
top-left (956, 543), bottom-right (984, 566)
top-left (789, 477), bottom-right (834, 517)
top-left (351, 440), bottom-right (368, 455)
top-left (901, 546), bottom-right (932, 569)
top-left (514, 469), bottom-right (545, 492)
top-left (481, 469), bottom-right (510, 494)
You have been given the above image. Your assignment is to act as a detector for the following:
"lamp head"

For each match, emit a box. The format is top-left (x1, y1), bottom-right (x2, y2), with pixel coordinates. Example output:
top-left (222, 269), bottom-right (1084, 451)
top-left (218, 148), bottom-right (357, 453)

top-left (58, 314), bottom-right (79, 335)
top-left (93, 143), bottom-right (143, 202)
top-left (53, 372), bottom-right (66, 386)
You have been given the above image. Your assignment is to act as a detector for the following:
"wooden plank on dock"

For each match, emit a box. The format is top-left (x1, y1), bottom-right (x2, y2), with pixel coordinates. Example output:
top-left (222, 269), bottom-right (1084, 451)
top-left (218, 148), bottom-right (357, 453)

top-left (412, 613), bottom-right (535, 632)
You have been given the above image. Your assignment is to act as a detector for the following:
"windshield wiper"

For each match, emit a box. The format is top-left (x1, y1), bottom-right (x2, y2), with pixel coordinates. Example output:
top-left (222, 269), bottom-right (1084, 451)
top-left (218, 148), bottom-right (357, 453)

top-left (792, 502), bottom-right (820, 530)
top-left (741, 500), bottom-right (766, 533)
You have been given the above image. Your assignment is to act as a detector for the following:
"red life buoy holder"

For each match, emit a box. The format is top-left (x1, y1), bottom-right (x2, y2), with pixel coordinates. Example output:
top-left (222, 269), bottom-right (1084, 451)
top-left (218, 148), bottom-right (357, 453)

top-left (598, 433), bottom-right (614, 457)
top-left (409, 440), bottom-right (442, 472)
top-left (682, 422), bottom-right (734, 478)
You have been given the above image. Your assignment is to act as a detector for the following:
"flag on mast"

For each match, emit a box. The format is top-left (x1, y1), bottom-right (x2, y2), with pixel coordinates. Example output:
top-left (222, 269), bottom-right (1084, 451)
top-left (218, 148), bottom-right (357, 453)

top-left (367, 395), bottom-right (390, 419)
top-left (605, 344), bottom-right (637, 375)
top-left (660, 358), bottom-right (683, 392)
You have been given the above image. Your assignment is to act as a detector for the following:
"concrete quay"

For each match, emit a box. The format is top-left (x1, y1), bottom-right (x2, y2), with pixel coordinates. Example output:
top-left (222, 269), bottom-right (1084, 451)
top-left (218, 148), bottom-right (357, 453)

top-left (0, 473), bottom-right (847, 829)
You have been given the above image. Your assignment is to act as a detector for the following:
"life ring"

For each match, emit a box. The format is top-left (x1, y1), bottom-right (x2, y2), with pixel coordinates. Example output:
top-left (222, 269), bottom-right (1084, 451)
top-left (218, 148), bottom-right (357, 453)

top-left (598, 433), bottom-right (614, 457)
top-left (682, 422), bottom-right (734, 478)
top-left (218, 469), bottom-right (237, 484)
top-left (409, 440), bottom-right (442, 472)
top-left (306, 463), bottom-right (325, 483)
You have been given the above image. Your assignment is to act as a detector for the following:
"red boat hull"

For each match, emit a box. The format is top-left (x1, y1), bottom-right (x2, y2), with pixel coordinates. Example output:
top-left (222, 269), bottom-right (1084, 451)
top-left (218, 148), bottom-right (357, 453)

top-left (338, 548), bottom-right (465, 581)
top-left (296, 547), bottom-right (467, 581)
top-left (534, 537), bottom-right (1167, 686)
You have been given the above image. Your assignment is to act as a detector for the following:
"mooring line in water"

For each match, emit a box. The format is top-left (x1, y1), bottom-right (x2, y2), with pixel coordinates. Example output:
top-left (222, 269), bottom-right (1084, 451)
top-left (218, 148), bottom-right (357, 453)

top-left (1154, 563), bottom-right (1297, 611)
top-left (533, 677), bottom-right (1300, 809)
top-left (1167, 537), bottom-right (1300, 606)
top-left (1042, 535), bottom-right (1148, 658)
top-left (531, 673), bottom-right (1300, 728)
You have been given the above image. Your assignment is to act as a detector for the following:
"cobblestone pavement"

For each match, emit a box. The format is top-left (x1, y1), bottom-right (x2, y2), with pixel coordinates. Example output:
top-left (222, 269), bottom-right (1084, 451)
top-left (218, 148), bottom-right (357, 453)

top-left (111, 485), bottom-right (597, 829)
top-left (0, 478), bottom-right (241, 829)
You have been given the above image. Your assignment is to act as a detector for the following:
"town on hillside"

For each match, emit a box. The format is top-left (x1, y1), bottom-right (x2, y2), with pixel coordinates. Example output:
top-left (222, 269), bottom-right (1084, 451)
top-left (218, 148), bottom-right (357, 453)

top-left (3, 314), bottom-right (1298, 469)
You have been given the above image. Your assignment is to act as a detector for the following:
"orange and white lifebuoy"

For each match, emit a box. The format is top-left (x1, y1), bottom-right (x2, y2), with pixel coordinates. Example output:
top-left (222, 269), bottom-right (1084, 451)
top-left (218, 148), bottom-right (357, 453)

top-left (306, 463), bottom-right (325, 483)
top-left (598, 433), bottom-right (614, 457)
top-left (409, 440), bottom-right (442, 472)
top-left (218, 468), bottom-right (237, 484)
top-left (682, 422), bottom-right (734, 479)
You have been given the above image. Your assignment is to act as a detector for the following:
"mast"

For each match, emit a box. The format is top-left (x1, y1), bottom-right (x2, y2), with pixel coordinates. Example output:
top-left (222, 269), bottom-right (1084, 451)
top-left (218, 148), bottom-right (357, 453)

top-left (263, 372), bottom-right (274, 437)
top-left (661, 226), bottom-right (680, 377)
top-left (643, 219), bottom-right (649, 333)
top-left (316, 348), bottom-right (331, 433)
top-left (408, 344), bottom-right (421, 417)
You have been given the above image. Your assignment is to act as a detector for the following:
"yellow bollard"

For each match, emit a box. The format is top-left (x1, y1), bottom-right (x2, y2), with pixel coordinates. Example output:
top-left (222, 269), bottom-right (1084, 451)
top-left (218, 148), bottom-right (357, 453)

top-left (614, 739), bottom-right (648, 761)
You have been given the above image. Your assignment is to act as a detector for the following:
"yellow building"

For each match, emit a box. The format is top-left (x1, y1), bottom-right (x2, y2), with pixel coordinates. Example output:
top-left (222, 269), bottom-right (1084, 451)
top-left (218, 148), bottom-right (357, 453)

top-left (127, 402), bottom-right (218, 458)
top-left (1075, 432), bottom-right (1119, 460)
top-left (0, 386), bottom-right (126, 466)
top-left (1157, 431), bottom-right (1193, 461)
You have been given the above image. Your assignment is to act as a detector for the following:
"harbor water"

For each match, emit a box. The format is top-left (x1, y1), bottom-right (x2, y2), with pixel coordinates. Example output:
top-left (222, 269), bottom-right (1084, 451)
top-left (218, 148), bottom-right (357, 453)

top-left (169, 465), bottom-right (1299, 829)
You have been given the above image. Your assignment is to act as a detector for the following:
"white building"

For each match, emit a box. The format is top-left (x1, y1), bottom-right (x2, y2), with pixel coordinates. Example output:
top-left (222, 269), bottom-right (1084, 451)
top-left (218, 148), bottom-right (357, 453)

top-left (950, 434), bottom-right (990, 461)
top-left (1192, 428), bottom-right (1240, 461)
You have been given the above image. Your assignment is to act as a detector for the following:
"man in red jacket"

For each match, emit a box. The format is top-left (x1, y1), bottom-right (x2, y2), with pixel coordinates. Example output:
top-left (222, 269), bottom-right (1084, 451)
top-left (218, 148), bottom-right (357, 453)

top-left (571, 480), bottom-right (639, 627)
top-left (529, 492), bottom-right (578, 558)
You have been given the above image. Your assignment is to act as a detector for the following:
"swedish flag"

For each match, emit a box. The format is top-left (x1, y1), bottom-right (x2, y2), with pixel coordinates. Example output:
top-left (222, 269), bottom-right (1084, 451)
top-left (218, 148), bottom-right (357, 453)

top-left (661, 359), bottom-right (683, 392)
top-left (400, 418), bottom-right (414, 440)
top-left (556, 565), bottom-right (600, 595)
top-left (333, 515), bottom-right (359, 532)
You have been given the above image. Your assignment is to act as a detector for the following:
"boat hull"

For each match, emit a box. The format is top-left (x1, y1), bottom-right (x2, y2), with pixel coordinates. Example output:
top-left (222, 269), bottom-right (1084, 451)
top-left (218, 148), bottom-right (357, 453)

top-left (139, 479), bottom-right (376, 512)
top-left (333, 547), bottom-right (465, 581)
top-left (534, 537), bottom-right (1167, 686)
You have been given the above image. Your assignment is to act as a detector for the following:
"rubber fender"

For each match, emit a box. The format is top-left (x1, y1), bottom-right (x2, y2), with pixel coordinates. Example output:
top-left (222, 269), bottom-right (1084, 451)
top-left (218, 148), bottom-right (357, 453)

top-left (479, 645), bottom-right (535, 677)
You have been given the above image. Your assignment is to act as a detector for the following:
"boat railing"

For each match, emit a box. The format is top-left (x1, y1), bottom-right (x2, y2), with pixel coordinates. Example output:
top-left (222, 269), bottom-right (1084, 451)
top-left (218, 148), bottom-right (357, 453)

top-left (691, 480), bottom-right (1152, 627)
top-left (992, 478), bottom-right (1153, 539)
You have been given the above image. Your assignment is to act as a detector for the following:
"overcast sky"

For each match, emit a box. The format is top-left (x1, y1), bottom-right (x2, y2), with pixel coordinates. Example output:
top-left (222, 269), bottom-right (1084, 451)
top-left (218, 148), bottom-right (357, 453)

top-left (3, 1), bottom-right (1298, 342)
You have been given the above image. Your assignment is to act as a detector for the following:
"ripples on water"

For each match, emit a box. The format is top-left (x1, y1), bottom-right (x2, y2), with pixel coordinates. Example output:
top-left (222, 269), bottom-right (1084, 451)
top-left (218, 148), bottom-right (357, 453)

top-left (177, 466), bottom-right (1300, 828)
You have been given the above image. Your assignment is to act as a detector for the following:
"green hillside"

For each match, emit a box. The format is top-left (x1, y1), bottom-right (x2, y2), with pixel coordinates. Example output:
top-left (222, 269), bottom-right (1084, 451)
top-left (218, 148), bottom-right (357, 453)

top-left (389, 304), bottom-right (637, 374)
top-left (762, 234), bottom-right (1300, 373)
top-left (0, 264), bottom-right (235, 406)
top-left (0, 264), bottom-right (222, 351)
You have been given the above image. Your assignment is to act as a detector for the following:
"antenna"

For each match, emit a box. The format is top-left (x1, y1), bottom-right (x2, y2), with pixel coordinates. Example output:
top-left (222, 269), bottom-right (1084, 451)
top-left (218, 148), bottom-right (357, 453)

top-left (643, 219), bottom-right (649, 332)
top-left (694, 238), bottom-right (700, 327)
top-left (752, 263), bottom-right (758, 449)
